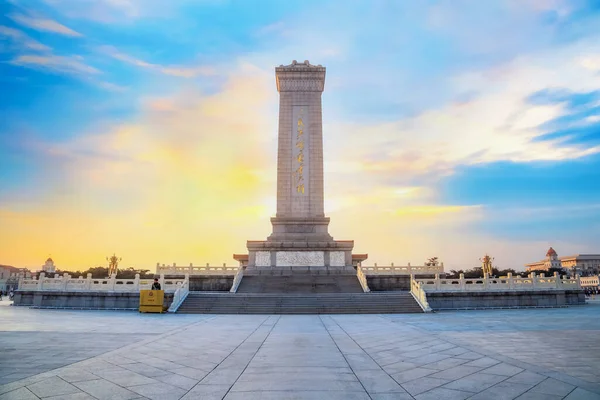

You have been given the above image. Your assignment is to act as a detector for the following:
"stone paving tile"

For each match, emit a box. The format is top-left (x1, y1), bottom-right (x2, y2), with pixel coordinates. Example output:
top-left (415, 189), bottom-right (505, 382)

top-left (45, 393), bottom-right (98, 400)
top-left (382, 361), bottom-right (420, 374)
top-left (128, 382), bottom-right (187, 400)
top-left (514, 392), bottom-right (563, 400)
top-left (353, 368), bottom-right (407, 394)
top-left (224, 391), bottom-right (372, 400)
top-left (56, 369), bottom-right (98, 383)
top-left (453, 352), bottom-right (484, 360)
top-left (442, 372), bottom-right (507, 393)
top-left (506, 371), bottom-right (547, 385)
top-left (401, 376), bottom-right (451, 396)
top-left (180, 384), bottom-right (231, 400)
top-left (152, 372), bottom-right (199, 390)
top-left (121, 362), bottom-right (172, 378)
top-left (462, 356), bottom-right (501, 368)
top-left (415, 387), bottom-right (473, 400)
top-left (369, 394), bottom-right (414, 400)
top-left (93, 369), bottom-right (158, 386)
top-left (529, 377), bottom-right (576, 397)
top-left (481, 362), bottom-right (524, 377)
top-left (468, 381), bottom-right (535, 400)
top-left (564, 387), bottom-right (600, 399)
top-left (0, 387), bottom-right (38, 400)
top-left (74, 379), bottom-right (141, 400)
top-left (168, 366), bottom-right (210, 380)
top-left (421, 357), bottom-right (469, 370)
top-left (391, 367), bottom-right (436, 383)
top-left (26, 377), bottom-right (80, 398)
top-left (428, 365), bottom-right (482, 380)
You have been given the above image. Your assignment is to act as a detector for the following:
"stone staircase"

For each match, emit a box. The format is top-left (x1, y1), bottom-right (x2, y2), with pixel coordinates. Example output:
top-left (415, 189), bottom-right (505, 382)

top-left (236, 274), bottom-right (364, 294)
top-left (176, 292), bottom-right (423, 314)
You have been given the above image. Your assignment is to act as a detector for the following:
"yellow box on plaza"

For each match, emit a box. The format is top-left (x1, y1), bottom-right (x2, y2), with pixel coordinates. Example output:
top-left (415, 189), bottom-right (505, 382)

top-left (139, 290), bottom-right (164, 313)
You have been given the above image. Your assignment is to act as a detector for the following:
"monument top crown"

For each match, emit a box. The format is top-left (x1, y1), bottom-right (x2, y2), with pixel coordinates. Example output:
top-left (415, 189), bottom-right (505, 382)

top-left (278, 60), bottom-right (323, 68)
top-left (275, 60), bottom-right (326, 92)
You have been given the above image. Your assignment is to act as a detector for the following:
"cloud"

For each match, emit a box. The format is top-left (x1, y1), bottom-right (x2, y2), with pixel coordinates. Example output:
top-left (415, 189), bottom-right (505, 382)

top-left (10, 54), bottom-right (100, 76)
top-left (99, 45), bottom-right (215, 78)
top-left (0, 26), bottom-right (51, 52)
top-left (8, 13), bottom-right (82, 37)
top-left (0, 63), bottom-right (276, 269)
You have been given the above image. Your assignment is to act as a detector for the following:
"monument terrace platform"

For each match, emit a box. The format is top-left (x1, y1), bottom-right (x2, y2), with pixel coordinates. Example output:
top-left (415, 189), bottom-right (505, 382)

top-left (1, 304), bottom-right (600, 399)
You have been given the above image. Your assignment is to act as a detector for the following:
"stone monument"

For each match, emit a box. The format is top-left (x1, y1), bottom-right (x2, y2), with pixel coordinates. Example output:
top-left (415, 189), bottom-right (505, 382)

top-left (236, 60), bottom-right (362, 272)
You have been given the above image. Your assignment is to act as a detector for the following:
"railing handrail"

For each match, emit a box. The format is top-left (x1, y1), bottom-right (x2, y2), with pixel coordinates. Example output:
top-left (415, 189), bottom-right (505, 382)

top-left (410, 276), bottom-right (432, 312)
top-left (230, 266), bottom-right (245, 293)
top-left (356, 266), bottom-right (370, 293)
top-left (168, 274), bottom-right (190, 312)
top-left (414, 272), bottom-right (581, 292)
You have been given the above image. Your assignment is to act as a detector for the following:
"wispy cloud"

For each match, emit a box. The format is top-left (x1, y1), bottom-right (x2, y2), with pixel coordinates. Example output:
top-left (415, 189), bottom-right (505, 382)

top-left (10, 54), bottom-right (99, 76)
top-left (0, 26), bottom-right (51, 52)
top-left (99, 45), bottom-right (215, 78)
top-left (8, 13), bottom-right (81, 37)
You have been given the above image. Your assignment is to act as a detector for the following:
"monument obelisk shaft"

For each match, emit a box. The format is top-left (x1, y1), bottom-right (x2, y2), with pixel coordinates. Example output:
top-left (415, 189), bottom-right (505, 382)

top-left (244, 60), bottom-right (355, 270)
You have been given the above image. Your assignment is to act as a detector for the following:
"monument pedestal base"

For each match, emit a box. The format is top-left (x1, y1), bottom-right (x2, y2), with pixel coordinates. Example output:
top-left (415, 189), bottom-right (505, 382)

top-left (246, 240), bottom-right (354, 270)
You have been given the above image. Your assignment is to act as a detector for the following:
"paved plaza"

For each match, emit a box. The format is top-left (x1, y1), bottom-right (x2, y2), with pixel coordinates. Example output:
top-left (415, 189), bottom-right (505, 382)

top-left (1, 303), bottom-right (600, 399)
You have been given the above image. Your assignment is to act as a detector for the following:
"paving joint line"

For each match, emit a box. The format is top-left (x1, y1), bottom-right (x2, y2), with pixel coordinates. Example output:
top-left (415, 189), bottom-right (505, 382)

top-left (380, 314), bottom-right (600, 396)
top-left (318, 315), bottom-right (377, 400)
top-left (221, 315), bottom-right (281, 399)
top-left (180, 315), bottom-right (275, 399)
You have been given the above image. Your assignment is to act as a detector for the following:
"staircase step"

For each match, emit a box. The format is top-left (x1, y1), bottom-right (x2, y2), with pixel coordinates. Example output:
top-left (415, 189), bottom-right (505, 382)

top-left (176, 292), bottom-right (423, 314)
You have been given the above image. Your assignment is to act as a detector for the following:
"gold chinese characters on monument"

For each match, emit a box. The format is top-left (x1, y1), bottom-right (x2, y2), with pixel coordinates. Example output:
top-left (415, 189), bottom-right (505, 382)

top-left (295, 108), bottom-right (305, 194)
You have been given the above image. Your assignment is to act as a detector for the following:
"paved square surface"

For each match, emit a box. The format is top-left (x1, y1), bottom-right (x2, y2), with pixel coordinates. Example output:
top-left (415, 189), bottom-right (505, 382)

top-left (1, 301), bottom-right (600, 399)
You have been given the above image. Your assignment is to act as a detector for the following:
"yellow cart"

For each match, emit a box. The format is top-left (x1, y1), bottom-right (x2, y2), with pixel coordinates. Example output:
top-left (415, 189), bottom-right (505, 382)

top-left (139, 290), bottom-right (164, 313)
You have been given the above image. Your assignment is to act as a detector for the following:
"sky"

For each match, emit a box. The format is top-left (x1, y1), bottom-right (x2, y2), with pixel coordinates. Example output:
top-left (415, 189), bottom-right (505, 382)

top-left (1, 0), bottom-right (600, 272)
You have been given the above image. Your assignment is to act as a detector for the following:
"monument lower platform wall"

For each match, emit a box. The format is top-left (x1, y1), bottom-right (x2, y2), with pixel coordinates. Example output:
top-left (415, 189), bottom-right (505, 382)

top-left (13, 291), bottom-right (174, 309)
top-left (367, 275), bottom-right (437, 291)
top-left (188, 275), bottom-right (233, 291)
top-left (425, 289), bottom-right (585, 310)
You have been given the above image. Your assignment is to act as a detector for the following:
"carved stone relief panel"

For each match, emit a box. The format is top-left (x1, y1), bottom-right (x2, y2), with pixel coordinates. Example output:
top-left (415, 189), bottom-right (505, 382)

top-left (255, 251), bottom-right (272, 267)
top-left (329, 251), bottom-right (346, 267)
top-left (276, 251), bottom-right (325, 267)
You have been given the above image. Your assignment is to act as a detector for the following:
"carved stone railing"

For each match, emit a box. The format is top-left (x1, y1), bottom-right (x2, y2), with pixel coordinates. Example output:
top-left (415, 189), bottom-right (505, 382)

top-left (356, 266), bottom-right (371, 293)
top-left (168, 274), bottom-right (190, 312)
top-left (18, 273), bottom-right (187, 293)
top-left (360, 264), bottom-right (444, 275)
top-left (410, 276), bottom-right (432, 312)
top-left (415, 272), bottom-right (581, 292)
top-left (230, 266), bottom-right (245, 293)
top-left (156, 263), bottom-right (238, 276)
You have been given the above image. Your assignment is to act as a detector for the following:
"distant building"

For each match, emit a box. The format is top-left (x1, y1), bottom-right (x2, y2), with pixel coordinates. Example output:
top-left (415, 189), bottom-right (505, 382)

top-left (0, 265), bottom-right (32, 291)
top-left (525, 247), bottom-right (561, 272)
top-left (525, 247), bottom-right (600, 276)
top-left (42, 257), bottom-right (56, 273)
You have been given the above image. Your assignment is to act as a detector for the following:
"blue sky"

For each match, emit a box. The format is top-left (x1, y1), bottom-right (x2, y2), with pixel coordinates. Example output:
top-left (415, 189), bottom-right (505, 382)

top-left (1, 0), bottom-right (600, 270)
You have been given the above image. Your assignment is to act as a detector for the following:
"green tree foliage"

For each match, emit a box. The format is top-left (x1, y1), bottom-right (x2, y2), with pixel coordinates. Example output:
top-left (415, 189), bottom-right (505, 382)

top-left (54, 267), bottom-right (154, 279)
top-left (446, 267), bottom-right (529, 279)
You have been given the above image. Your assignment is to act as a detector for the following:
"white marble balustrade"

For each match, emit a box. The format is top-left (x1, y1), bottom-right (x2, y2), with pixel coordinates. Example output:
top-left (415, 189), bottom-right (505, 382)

top-left (18, 273), bottom-right (188, 293)
top-left (359, 263), bottom-right (444, 275)
top-left (414, 272), bottom-right (581, 292)
top-left (156, 263), bottom-right (238, 275)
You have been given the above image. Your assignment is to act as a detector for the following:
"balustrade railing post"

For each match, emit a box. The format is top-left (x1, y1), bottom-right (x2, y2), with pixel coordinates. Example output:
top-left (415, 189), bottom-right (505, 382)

top-left (38, 272), bottom-right (45, 291)
top-left (576, 274), bottom-right (581, 289)
top-left (134, 274), bottom-right (140, 291)
top-left (554, 272), bottom-right (560, 289)
top-left (483, 273), bottom-right (488, 290)
top-left (159, 273), bottom-right (165, 289)
top-left (86, 273), bottom-right (92, 290)
top-left (434, 273), bottom-right (441, 290)
top-left (63, 273), bottom-right (69, 291)
top-left (507, 272), bottom-right (513, 290)
top-left (459, 273), bottom-right (466, 291)
top-left (110, 273), bottom-right (117, 291)
top-left (531, 272), bottom-right (537, 289)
